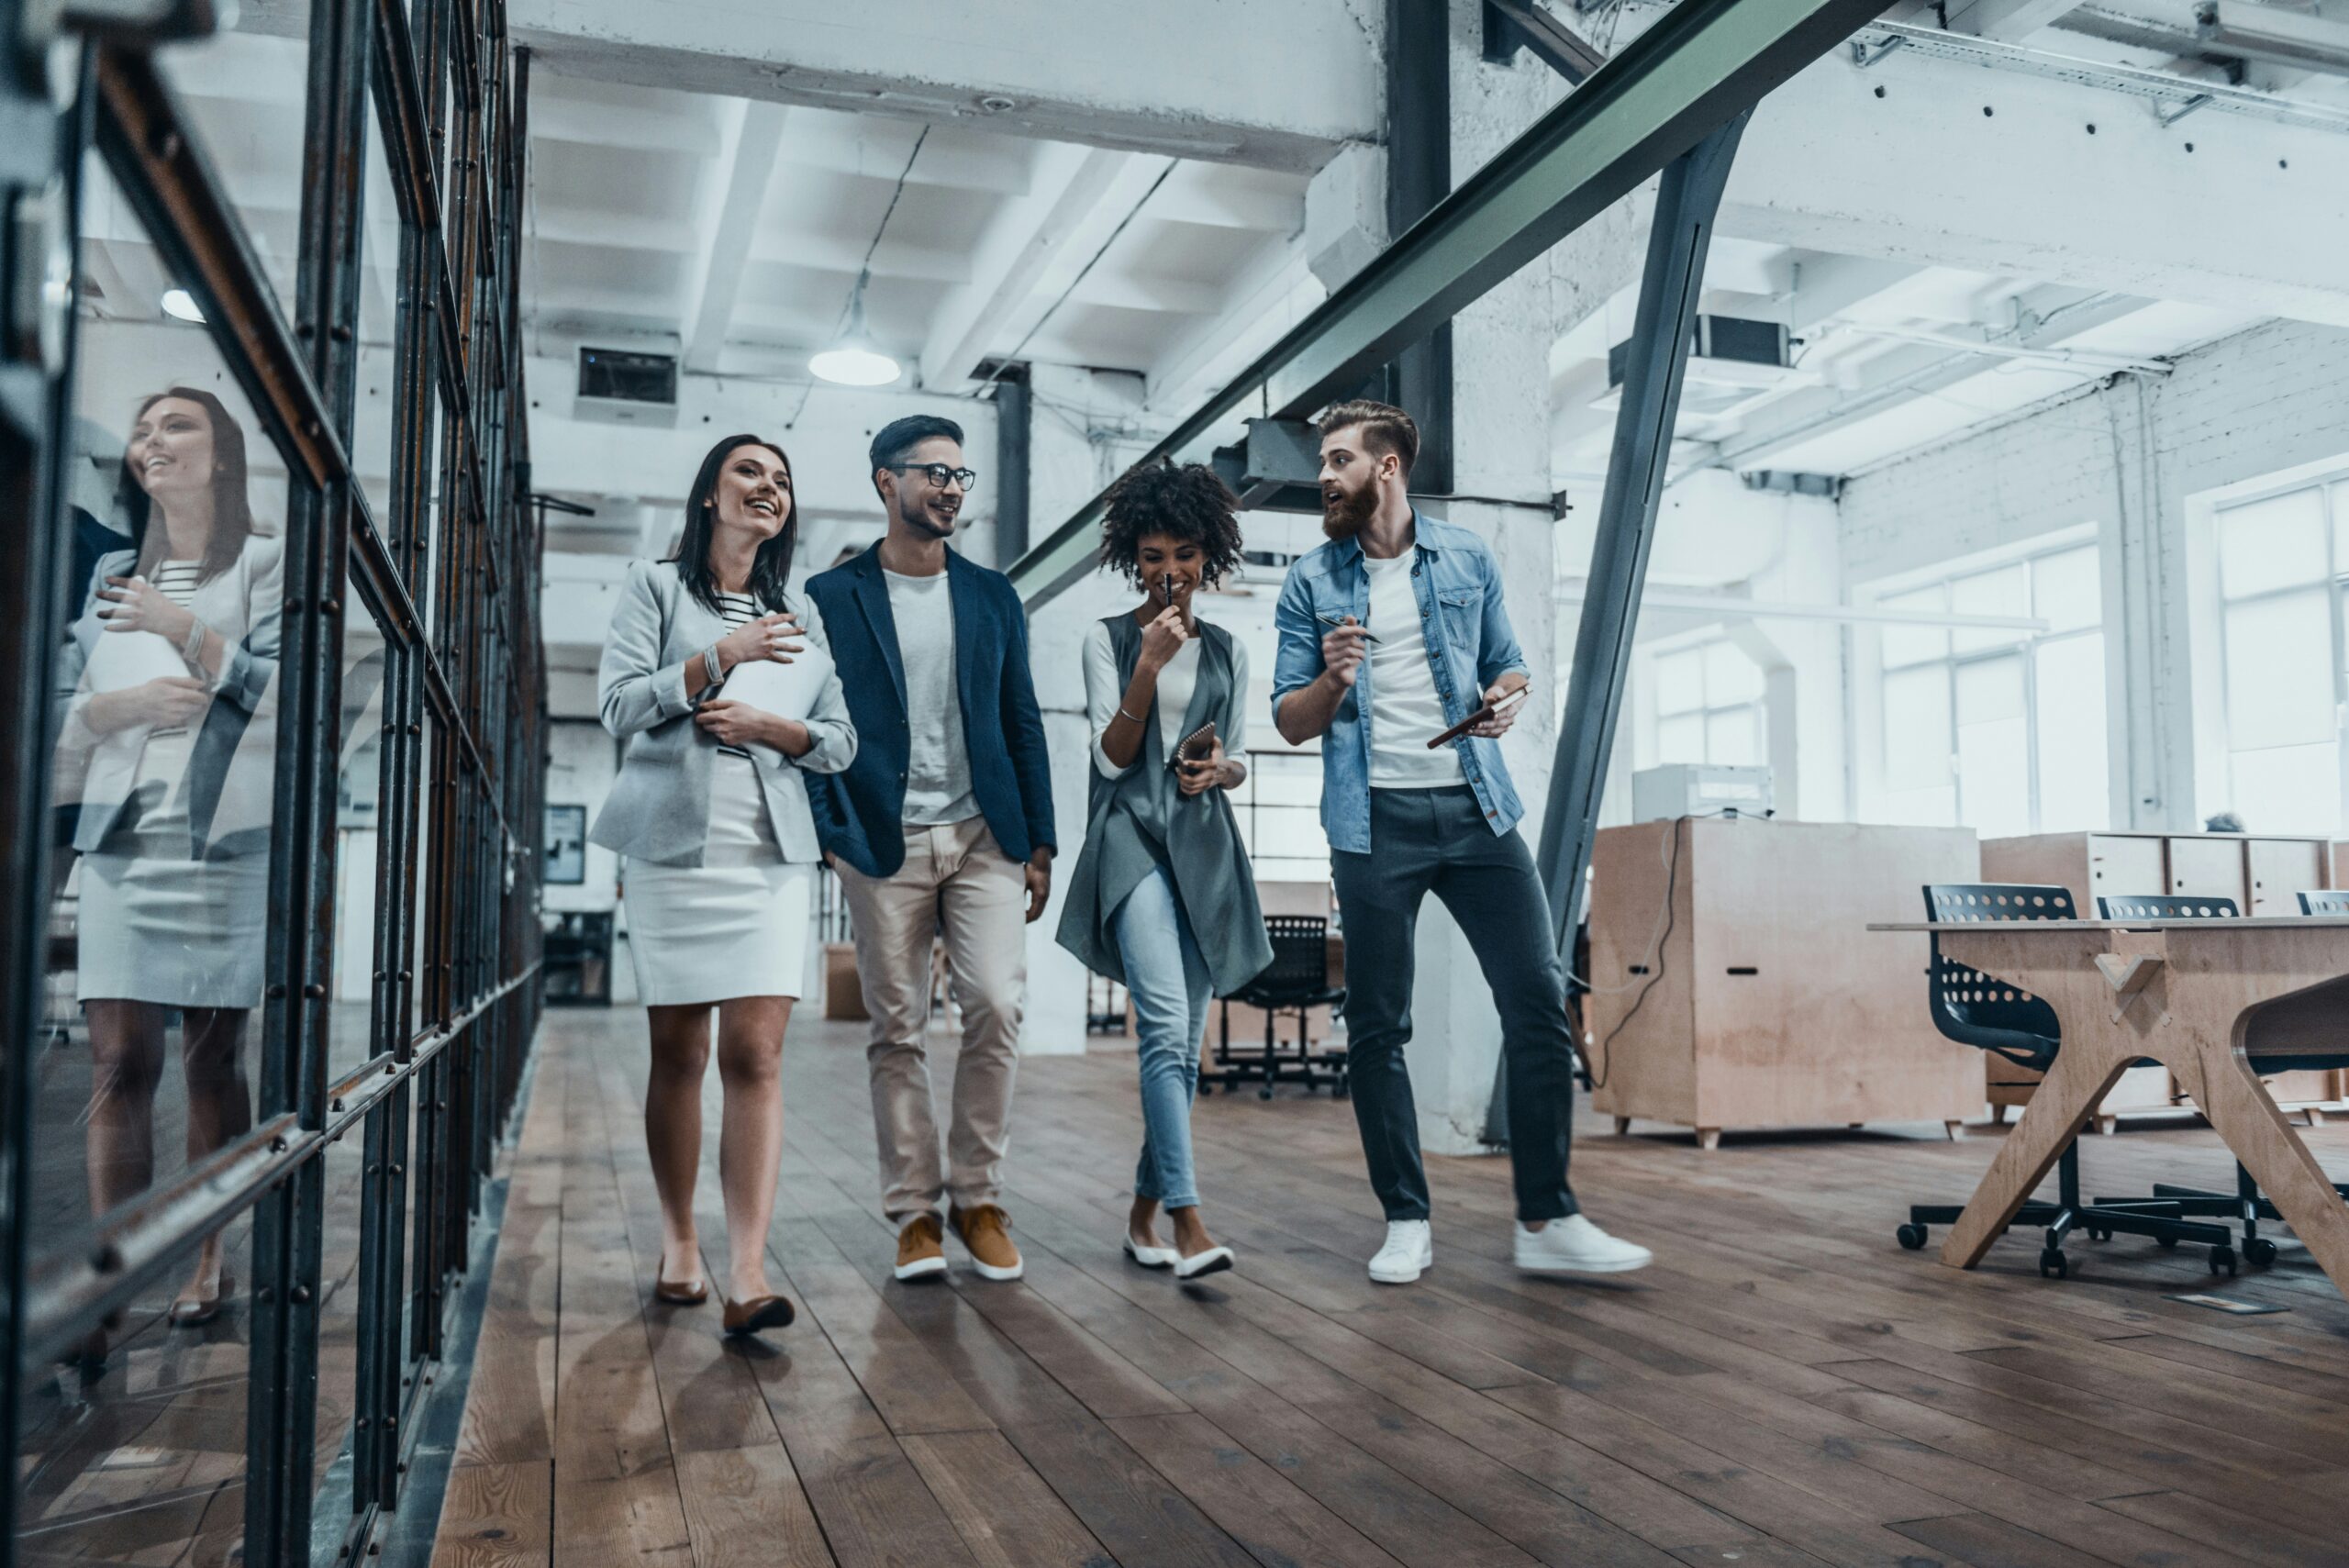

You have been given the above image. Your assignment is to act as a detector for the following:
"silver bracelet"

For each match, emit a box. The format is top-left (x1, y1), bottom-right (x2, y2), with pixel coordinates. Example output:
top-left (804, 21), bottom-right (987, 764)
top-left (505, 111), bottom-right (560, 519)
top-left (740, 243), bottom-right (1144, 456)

top-left (705, 642), bottom-right (725, 685)
top-left (182, 616), bottom-right (208, 664)
top-left (1117, 706), bottom-right (1145, 724)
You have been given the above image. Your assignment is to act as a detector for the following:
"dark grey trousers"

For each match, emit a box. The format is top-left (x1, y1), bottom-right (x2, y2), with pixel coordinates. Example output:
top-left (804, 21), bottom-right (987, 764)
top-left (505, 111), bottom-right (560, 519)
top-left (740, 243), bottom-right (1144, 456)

top-left (1330, 786), bottom-right (1579, 1224)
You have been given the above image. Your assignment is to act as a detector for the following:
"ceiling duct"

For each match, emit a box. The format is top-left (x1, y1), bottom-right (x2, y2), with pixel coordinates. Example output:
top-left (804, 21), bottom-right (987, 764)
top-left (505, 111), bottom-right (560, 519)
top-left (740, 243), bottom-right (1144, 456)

top-left (1210, 417), bottom-right (1324, 512)
top-left (2196, 0), bottom-right (2349, 73)
top-left (575, 346), bottom-right (679, 428)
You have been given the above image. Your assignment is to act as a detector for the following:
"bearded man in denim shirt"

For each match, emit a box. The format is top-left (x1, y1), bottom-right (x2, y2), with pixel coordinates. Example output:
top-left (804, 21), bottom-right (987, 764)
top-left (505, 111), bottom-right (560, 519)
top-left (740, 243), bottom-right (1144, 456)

top-left (1271, 400), bottom-right (1650, 1285)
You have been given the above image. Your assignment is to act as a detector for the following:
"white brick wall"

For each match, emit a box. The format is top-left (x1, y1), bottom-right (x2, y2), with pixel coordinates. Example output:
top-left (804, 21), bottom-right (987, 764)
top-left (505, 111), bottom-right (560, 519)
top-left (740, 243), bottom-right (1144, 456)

top-left (1843, 320), bottom-right (2349, 581)
top-left (1838, 319), bottom-right (2349, 828)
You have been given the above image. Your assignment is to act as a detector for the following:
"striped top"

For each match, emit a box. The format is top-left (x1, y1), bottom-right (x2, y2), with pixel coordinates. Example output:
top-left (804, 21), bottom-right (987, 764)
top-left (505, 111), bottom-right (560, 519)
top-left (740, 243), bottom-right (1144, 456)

top-left (713, 590), bottom-right (762, 757)
top-left (151, 559), bottom-right (205, 739)
top-left (150, 559), bottom-right (204, 606)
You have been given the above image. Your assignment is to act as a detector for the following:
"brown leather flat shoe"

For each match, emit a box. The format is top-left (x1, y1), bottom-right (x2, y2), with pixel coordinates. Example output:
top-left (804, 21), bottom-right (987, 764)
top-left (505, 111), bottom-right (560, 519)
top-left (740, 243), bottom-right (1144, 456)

top-left (652, 1275), bottom-right (708, 1307)
top-left (170, 1272), bottom-right (236, 1329)
top-left (721, 1294), bottom-right (796, 1336)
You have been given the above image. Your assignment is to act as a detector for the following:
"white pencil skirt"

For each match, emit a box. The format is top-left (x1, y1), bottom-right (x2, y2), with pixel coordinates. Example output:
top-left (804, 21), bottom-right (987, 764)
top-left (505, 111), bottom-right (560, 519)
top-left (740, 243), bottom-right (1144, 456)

top-left (623, 753), bottom-right (813, 1006)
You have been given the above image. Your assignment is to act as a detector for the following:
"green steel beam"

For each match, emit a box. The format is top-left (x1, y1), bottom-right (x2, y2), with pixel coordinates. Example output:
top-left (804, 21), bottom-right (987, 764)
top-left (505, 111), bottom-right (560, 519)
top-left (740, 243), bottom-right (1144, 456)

top-left (1008, 0), bottom-right (1884, 610)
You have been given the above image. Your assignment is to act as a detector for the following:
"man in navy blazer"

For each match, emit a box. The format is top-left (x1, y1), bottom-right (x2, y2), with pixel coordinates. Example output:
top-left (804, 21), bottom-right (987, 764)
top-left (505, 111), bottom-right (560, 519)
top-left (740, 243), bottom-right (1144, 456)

top-left (804, 414), bottom-right (1055, 1286)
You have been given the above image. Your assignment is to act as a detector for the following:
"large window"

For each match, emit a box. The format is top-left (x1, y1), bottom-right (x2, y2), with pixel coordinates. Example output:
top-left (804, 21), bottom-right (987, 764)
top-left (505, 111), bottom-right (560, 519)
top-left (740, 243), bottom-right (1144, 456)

top-left (1640, 637), bottom-right (1765, 769)
top-left (1873, 543), bottom-right (2108, 837)
top-left (2210, 471), bottom-right (2349, 835)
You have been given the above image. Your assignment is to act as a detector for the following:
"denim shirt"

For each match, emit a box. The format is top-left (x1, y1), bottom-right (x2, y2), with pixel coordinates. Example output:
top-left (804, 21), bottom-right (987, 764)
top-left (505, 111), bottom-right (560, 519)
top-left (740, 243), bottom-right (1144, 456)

top-left (1270, 513), bottom-right (1527, 853)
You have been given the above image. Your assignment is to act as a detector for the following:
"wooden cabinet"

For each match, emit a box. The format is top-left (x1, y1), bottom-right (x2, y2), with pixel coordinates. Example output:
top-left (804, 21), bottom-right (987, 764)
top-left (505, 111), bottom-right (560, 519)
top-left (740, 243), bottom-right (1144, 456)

top-left (1980, 830), bottom-right (2347, 1126)
top-left (1586, 819), bottom-right (1984, 1148)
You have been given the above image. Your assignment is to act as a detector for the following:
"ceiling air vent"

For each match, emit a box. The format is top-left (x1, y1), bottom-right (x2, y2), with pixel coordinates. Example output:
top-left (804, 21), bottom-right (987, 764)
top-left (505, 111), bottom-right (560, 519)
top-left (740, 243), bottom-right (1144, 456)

top-left (1608, 315), bottom-right (1791, 386)
top-left (575, 347), bottom-right (679, 428)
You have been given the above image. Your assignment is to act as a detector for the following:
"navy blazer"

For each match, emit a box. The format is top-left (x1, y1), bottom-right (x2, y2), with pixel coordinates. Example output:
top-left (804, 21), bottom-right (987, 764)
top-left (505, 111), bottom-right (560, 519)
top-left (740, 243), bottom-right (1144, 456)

top-left (803, 543), bottom-right (1056, 878)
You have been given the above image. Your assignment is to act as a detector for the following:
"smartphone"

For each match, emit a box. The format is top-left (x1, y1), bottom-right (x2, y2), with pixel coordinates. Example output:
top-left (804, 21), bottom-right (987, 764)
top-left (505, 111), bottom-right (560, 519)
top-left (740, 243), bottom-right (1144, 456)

top-left (1427, 684), bottom-right (1528, 750)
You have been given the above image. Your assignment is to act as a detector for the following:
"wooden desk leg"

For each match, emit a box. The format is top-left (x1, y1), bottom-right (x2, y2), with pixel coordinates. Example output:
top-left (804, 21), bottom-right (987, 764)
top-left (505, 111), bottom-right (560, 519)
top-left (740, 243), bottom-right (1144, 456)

top-left (2173, 1044), bottom-right (2349, 1294)
top-left (1941, 1037), bottom-right (2132, 1270)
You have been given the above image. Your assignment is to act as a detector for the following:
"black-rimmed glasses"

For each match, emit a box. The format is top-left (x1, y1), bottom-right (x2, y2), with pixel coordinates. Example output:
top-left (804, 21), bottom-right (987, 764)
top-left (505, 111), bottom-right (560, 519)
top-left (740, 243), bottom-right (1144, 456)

top-left (886, 462), bottom-right (979, 492)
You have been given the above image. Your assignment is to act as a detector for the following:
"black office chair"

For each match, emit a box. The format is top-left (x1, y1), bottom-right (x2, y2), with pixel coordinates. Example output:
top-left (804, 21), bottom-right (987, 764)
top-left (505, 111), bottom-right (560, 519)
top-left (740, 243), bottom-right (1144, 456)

top-left (1898, 884), bottom-right (2238, 1278)
top-left (1206, 916), bottom-right (1348, 1100)
top-left (2088, 891), bottom-right (2349, 1268)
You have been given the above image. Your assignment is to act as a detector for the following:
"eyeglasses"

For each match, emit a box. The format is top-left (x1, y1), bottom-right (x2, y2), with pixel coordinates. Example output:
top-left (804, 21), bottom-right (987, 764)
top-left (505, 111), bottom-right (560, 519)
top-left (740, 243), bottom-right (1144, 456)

top-left (887, 462), bottom-right (979, 493)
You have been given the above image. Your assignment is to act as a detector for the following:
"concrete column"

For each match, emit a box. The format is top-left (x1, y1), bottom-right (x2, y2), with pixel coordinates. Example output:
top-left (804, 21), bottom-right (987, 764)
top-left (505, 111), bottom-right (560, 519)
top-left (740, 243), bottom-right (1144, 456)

top-left (1018, 365), bottom-right (1162, 1055)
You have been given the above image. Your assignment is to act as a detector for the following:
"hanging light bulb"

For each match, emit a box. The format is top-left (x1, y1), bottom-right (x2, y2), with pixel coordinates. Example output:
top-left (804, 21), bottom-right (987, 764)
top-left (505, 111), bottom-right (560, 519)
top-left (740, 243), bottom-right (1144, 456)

top-left (809, 272), bottom-right (900, 387)
top-left (161, 287), bottom-right (205, 323)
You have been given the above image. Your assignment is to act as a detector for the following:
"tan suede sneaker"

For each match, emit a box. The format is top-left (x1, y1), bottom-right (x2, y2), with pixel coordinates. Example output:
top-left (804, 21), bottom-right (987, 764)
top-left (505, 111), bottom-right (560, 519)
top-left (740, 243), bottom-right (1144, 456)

top-left (949, 1203), bottom-right (1023, 1281)
top-left (894, 1214), bottom-right (948, 1282)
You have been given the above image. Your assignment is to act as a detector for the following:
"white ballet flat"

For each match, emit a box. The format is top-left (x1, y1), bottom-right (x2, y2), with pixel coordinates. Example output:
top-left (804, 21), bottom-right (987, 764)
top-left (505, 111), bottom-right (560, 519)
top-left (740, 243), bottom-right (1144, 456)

top-left (1122, 1234), bottom-right (1178, 1269)
top-left (1174, 1245), bottom-right (1234, 1280)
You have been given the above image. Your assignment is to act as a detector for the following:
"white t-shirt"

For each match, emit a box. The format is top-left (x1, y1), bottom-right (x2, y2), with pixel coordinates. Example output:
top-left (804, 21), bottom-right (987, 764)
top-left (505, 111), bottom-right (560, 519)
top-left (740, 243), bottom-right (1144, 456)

top-left (1083, 619), bottom-right (1250, 779)
top-left (883, 567), bottom-right (980, 825)
top-left (1364, 551), bottom-right (1466, 789)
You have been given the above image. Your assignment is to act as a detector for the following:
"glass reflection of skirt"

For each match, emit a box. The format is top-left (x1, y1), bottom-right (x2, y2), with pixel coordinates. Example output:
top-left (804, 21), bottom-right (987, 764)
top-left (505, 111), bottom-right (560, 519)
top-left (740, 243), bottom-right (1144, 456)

top-left (623, 753), bottom-right (812, 1006)
top-left (76, 728), bottom-right (267, 1007)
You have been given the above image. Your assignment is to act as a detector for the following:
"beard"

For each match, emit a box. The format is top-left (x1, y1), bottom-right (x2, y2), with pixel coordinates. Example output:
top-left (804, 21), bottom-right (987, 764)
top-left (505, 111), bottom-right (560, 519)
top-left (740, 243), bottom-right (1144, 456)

top-left (1321, 479), bottom-right (1377, 541)
top-left (899, 491), bottom-right (957, 540)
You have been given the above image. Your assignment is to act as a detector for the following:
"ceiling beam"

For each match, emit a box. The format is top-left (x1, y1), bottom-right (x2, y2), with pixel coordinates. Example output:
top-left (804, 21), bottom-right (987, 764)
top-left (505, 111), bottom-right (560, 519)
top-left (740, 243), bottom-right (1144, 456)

top-left (1554, 581), bottom-right (2051, 630)
top-left (508, 0), bottom-right (1378, 173)
top-left (1007, 0), bottom-right (1893, 609)
top-left (1721, 40), bottom-right (2349, 327)
top-left (918, 146), bottom-right (1134, 391)
top-left (1144, 240), bottom-right (1320, 415)
top-left (678, 100), bottom-right (791, 375)
top-left (1701, 286), bottom-right (2158, 470)
top-left (1943, 0), bottom-right (2087, 42)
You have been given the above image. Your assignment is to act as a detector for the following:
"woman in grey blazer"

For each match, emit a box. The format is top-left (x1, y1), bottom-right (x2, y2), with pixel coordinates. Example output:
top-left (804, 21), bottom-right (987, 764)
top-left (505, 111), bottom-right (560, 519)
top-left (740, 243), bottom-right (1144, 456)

top-left (592, 433), bottom-right (854, 1336)
top-left (52, 387), bottom-right (280, 1333)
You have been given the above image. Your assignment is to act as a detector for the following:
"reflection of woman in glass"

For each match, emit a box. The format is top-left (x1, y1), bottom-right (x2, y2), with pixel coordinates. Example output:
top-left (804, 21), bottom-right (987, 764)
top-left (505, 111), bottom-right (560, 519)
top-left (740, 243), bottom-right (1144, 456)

top-left (54, 388), bottom-right (281, 1329)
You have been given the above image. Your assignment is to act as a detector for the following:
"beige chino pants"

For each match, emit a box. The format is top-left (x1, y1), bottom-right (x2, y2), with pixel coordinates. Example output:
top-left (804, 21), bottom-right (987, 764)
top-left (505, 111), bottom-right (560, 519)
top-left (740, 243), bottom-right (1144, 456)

top-left (834, 817), bottom-right (1027, 1222)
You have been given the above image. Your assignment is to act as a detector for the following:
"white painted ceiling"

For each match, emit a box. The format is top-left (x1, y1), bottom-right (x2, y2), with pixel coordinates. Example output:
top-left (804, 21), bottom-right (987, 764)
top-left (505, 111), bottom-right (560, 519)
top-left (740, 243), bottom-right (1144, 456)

top-left (77, 0), bottom-right (2349, 570)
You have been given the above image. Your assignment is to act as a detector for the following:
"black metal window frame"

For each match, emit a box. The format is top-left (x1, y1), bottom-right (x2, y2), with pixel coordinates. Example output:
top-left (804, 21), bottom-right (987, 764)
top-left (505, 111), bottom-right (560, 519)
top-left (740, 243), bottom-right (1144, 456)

top-left (0, 0), bottom-right (542, 1562)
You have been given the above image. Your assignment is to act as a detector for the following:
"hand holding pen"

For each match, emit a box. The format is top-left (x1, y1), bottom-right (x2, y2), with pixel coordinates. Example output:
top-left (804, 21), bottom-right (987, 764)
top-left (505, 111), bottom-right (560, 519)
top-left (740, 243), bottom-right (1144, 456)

top-left (1318, 613), bottom-right (1370, 688)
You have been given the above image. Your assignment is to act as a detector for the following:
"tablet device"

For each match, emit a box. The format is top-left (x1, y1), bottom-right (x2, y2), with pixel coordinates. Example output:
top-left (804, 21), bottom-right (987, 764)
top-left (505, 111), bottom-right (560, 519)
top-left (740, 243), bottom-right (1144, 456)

top-left (716, 642), bottom-right (835, 722)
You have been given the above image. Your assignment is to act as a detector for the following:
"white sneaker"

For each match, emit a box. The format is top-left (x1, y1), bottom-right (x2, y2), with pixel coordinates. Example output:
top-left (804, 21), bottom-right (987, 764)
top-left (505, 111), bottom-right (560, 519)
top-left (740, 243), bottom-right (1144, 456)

top-left (1367, 1219), bottom-right (1433, 1284)
top-left (1514, 1214), bottom-right (1652, 1275)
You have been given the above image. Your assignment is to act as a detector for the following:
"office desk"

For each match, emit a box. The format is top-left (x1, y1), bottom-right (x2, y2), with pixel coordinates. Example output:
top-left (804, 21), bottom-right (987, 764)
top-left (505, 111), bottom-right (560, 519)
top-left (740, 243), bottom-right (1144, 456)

top-left (1871, 917), bottom-right (2349, 1296)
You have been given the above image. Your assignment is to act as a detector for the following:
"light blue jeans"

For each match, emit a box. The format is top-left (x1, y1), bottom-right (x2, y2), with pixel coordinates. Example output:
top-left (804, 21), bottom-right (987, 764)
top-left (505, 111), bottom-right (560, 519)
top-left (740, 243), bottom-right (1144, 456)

top-left (1113, 868), bottom-right (1214, 1211)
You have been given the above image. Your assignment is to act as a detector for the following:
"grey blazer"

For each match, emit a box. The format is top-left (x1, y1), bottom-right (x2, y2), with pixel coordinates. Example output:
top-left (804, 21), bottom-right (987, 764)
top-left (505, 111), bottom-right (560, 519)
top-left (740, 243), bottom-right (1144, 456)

top-left (54, 539), bottom-right (284, 857)
top-left (589, 558), bottom-right (857, 867)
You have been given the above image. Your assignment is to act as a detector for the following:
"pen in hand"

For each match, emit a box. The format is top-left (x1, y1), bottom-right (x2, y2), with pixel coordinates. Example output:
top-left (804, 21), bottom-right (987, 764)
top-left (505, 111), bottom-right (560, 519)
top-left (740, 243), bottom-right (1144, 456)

top-left (1315, 612), bottom-right (1381, 645)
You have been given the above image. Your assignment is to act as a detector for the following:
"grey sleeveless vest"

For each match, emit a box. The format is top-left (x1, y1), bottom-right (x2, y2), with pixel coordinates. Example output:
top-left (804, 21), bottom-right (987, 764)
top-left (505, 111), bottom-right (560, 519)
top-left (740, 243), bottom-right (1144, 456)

top-left (1053, 613), bottom-right (1273, 995)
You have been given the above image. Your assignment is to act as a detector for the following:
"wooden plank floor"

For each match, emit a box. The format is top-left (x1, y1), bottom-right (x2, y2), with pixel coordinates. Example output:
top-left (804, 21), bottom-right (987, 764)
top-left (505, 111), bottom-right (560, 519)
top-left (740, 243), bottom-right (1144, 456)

top-left (435, 1009), bottom-right (2349, 1568)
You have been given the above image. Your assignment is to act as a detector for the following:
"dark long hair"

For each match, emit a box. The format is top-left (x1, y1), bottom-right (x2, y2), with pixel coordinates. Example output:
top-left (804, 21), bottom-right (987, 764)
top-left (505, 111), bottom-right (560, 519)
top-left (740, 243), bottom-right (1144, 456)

top-left (117, 386), bottom-right (256, 584)
top-left (671, 433), bottom-right (797, 616)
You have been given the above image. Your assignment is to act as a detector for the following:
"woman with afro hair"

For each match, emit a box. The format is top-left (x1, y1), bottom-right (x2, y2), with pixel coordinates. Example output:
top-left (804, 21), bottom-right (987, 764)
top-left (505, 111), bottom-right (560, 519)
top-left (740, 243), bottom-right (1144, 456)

top-left (1056, 461), bottom-right (1272, 1280)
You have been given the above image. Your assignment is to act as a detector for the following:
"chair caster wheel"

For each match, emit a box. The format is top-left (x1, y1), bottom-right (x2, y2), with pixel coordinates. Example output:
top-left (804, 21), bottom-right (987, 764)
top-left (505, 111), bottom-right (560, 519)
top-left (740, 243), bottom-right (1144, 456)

top-left (2155, 1235), bottom-right (2178, 1250)
top-left (2085, 1227), bottom-right (2110, 1242)
top-left (2039, 1248), bottom-right (2068, 1279)
top-left (1896, 1223), bottom-right (1928, 1251)
top-left (1197, 1082), bottom-right (1213, 1096)
top-left (1258, 1085), bottom-right (1274, 1101)
top-left (2210, 1245), bottom-right (2238, 1277)
top-left (2244, 1238), bottom-right (2277, 1267)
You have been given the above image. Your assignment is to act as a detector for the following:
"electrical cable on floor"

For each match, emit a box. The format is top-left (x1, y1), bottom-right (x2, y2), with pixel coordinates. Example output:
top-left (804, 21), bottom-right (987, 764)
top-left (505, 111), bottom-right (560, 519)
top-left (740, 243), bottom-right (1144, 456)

top-left (1567, 806), bottom-right (1752, 1091)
